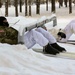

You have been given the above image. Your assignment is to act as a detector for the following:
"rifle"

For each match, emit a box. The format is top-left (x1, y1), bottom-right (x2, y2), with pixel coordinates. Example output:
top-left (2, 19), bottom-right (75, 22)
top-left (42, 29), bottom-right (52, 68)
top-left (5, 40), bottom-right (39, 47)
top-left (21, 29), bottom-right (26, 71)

top-left (25, 14), bottom-right (57, 32)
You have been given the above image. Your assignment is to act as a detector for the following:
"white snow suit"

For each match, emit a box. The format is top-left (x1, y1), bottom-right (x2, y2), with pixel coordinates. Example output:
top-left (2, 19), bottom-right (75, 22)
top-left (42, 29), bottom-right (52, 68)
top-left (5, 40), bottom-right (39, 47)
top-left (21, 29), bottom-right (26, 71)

top-left (23, 27), bottom-right (56, 49)
top-left (57, 20), bottom-right (75, 42)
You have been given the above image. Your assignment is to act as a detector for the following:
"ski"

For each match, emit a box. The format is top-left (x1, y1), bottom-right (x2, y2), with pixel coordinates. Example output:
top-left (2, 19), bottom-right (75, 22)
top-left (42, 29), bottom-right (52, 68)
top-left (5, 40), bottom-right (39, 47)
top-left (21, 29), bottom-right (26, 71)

top-left (58, 53), bottom-right (75, 60)
top-left (44, 53), bottom-right (75, 60)
top-left (63, 52), bottom-right (75, 55)
top-left (67, 42), bottom-right (75, 45)
top-left (32, 48), bottom-right (75, 60)
top-left (67, 40), bottom-right (75, 45)
top-left (67, 40), bottom-right (75, 42)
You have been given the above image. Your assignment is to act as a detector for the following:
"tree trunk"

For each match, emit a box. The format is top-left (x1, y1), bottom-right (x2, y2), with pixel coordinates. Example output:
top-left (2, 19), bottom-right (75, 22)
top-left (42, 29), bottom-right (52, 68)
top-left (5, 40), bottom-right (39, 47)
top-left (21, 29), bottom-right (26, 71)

top-left (73, 0), bottom-right (75, 5)
top-left (64, 0), bottom-right (67, 7)
top-left (8, 0), bottom-right (11, 7)
top-left (25, 0), bottom-right (28, 16)
top-left (59, 0), bottom-right (63, 8)
top-left (20, 0), bottom-right (22, 12)
top-left (69, 0), bottom-right (72, 14)
top-left (51, 0), bottom-right (55, 13)
top-left (43, 0), bottom-right (45, 4)
top-left (46, 0), bottom-right (48, 11)
top-left (5, 0), bottom-right (8, 16)
top-left (0, 0), bottom-right (2, 8)
top-left (29, 0), bottom-right (31, 16)
top-left (36, 0), bottom-right (40, 14)
top-left (15, 0), bottom-right (18, 16)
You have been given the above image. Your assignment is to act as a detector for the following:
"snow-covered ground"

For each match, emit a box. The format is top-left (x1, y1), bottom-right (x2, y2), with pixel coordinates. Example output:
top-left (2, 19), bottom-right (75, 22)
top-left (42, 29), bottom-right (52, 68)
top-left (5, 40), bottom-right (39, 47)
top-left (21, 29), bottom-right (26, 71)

top-left (0, 3), bottom-right (75, 75)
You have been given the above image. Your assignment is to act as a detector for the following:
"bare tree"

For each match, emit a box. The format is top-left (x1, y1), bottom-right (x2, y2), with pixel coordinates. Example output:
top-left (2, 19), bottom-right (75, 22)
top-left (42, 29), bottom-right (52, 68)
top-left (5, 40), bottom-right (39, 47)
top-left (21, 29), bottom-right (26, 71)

top-left (73, 0), bottom-right (75, 5)
top-left (29, 0), bottom-right (31, 16)
top-left (36, 0), bottom-right (40, 14)
top-left (20, 0), bottom-right (22, 12)
top-left (46, 0), bottom-right (48, 11)
top-left (5, 0), bottom-right (8, 16)
top-left (69, 0), bottom-right (72, 13)
top-left (51, 0), bottom-right (56, 13)
top-left (8, 0), bottom-right (11, 7)
top-left (64, 0), bottom-right (68, 7)
top-left (15, 0), bottom-right (18, 16)
top-left (59, 0), bottom-right (63, 8)
top-left (25, 0), bottom-right (28, 16)
top-left (0, 0), bottom-right (2, 8)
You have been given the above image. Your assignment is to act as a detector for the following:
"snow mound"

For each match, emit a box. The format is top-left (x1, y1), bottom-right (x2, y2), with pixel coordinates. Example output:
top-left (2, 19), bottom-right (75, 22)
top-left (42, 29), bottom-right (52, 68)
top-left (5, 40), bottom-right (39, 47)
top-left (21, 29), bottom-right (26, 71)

top-left (0, 43), bottom-right (75, 75)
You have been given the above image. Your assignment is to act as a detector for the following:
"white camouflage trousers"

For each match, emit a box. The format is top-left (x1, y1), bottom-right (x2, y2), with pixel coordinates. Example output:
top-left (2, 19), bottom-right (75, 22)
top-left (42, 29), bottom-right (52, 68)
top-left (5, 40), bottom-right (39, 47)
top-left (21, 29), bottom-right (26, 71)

top-left (24, 27), bottom-right (56, 49)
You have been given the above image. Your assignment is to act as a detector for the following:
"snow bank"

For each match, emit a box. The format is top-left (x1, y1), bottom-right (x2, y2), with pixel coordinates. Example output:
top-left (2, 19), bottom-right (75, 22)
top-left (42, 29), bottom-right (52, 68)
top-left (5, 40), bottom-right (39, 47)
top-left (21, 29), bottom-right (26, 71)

top-left (0, 43), bottom-right (75, 75)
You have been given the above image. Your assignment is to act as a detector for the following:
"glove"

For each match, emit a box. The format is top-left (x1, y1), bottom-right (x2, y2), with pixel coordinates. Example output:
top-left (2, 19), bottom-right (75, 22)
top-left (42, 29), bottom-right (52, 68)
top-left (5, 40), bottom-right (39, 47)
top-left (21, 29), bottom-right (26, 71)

top-left (57, 32), bottom-right (66, 38)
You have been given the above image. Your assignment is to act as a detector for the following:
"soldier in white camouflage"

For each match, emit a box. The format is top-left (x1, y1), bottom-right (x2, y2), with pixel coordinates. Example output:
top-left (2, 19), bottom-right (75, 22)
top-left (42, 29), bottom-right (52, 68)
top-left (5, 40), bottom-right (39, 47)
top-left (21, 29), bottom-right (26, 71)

top-left (0, 16), bottom-right (18, 44)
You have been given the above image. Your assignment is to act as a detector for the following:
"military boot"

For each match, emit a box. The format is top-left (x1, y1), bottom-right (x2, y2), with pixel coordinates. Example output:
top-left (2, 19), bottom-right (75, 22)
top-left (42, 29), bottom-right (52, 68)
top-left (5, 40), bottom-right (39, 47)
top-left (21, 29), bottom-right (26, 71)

top-left (43, 43), bottom-right (59, 55)
top-left (51, 43), bottom-right (66, 52)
